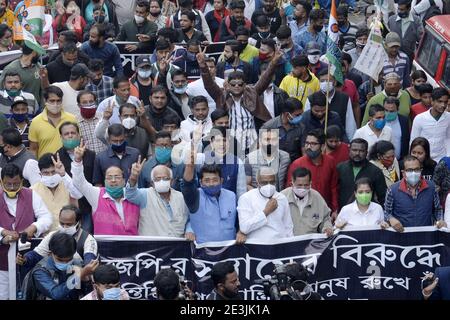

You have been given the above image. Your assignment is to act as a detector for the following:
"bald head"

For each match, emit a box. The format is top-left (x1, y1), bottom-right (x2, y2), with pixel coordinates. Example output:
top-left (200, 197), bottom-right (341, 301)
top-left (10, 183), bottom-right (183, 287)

top-left (151, 165), bottom-right (173, 181)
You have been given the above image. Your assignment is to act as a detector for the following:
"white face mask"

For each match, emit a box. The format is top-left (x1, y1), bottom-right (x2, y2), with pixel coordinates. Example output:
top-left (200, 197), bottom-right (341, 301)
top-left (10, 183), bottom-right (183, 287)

top-left (122, 117), bottom-right (136, 129)
top-left (134, 15), bottom-right (145, 24)
top-left (259, 183), bottom-right (276, 198)
top-left (154, 179), bottom-right (171, 193)
top-left (320, 81), bottom-right (334, 93)
top-left (308, 54), bottom-right (320, 64)
top-left (41, 174), bottom-right (62, 188)
top-left (137, 69), bottom-right (152, 79)
top-left (58, 223), bottom-right (79, 236)
top-left (293, 187), bottom-right (309, 198)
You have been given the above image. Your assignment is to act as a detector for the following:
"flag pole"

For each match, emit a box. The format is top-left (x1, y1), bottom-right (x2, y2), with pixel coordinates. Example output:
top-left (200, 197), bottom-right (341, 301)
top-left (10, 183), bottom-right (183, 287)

top-left (324, 66), bottom-right (331, 135)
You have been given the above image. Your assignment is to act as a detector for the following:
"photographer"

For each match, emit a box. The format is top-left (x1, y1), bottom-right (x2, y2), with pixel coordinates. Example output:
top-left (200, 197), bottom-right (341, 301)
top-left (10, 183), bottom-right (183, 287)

top-left (207, 261), bottom-right (241, 300)
top-left (285, 263), bottom-right (321, 300)
top-left (154, 268), bottom-right (195, 300)
top-left (422, 267), bottom-right (450, 300)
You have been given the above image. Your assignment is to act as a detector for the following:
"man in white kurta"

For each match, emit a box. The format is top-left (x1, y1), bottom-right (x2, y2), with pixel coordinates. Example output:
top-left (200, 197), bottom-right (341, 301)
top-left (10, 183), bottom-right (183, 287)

top-left (237, 167), bottom-right (293, 240)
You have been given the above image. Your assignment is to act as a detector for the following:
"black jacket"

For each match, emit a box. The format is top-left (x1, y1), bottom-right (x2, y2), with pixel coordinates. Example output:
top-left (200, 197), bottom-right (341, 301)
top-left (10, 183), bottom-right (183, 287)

top-left (300, 110), bottom-right (348, 142)
top-left (398, 114), bottom-right (410, 159)
top-left (337, 160), bottom-right (387, 210)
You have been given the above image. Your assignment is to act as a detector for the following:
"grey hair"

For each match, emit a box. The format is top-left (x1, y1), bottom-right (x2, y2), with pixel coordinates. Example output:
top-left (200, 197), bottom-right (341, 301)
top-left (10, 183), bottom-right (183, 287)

top-left (256, 166), bottom-right (276, 180)
top-left (150, 165), bottom-right (173, 181)
top-left (383, 72), bottom-right (401, 82)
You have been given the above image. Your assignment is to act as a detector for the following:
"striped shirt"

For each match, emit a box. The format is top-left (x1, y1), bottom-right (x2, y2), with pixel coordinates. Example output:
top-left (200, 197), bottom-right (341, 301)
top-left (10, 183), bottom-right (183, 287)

top-left (382, 51), bottom-right (411, 88)
top-left (85, 76), bottom-right (114, 104)
top-left (339, 22), bottom-right (358, 51)
top-left (0, 90), bottom-right (40, 117)
top-left (77, 114), bottom-right (107, 154)
top-left (229, 98), bottom-right (257, 156)
top-left (7, 118), bottom-right (30, 148)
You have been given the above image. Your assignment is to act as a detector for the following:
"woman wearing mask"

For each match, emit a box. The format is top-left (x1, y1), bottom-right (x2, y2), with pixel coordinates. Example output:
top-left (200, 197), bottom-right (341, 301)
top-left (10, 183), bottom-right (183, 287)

top-left (205, 0), bottom-right (229, 42)
top-left (0, 24), bottom-right (20, 52)
top-left (53, 0), bottom-right (86, 42)
top-left (401, 137), bottom-right (436, 181)
top-left (335, 178), bottom-right (389, 229)
top-left (406, 70), bottom-right (427, 105)
top-left (368, 141), bottom-right (400, 188)
top-left (148, 0), bottom-right (167, 31)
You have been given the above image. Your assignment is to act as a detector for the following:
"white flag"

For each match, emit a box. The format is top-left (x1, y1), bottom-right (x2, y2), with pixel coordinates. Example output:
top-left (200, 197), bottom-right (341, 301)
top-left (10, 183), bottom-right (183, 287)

top-left (354, 19), bottom-right (387, 81)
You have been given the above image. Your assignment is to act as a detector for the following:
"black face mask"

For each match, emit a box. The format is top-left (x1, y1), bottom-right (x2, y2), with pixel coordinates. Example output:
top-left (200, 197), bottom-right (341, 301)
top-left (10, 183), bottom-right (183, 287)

top-left (238, 42), bottom-right (247, 51)
top-left (398, 11), bottom-right (409, 18)
top-left (259, 31), bottom-right (270, 38)
top-left (225, 54), bottom-right (235, 64)
top-left (150, 11), bottom-right (161, 17)
top-left (265, 144), bottom-right (272, 155)
top-left (31, 55), bottom-right (39, 64)
top-left (337, 21), bottom-right (346, 28)
top-left (313, 25), bottom-right (323, 32)
top-left (414, 84), bottom-right (421, 91)
top-left (94, 15), bottom-right (105, 23)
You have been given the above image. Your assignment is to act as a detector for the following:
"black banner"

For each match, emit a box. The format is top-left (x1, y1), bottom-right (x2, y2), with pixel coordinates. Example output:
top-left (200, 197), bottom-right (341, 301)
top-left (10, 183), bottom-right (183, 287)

top-left (94, 227), bottom-right (450, 300)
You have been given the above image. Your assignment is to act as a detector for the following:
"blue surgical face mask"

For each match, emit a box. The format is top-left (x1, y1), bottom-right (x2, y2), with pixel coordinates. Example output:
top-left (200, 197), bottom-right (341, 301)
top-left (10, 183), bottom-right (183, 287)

top-left (12, 113), bottom-right (28, 123)
top-left (54, 259), bottom-right (73, 271)
top-left (373, 118), bottom-right (386, 130)
top-left (111, 140), bottom-right (127, 153)
top-left (201, 184), bottom-right (222, 196)
top-left (102, 287), bottom-right (121, 300)
top-left (173, 84), bottom-right (188, 95)
top-left (155, 146), bottom-right (172, 163)
top-left (288, 113), bottom-right (303, 125)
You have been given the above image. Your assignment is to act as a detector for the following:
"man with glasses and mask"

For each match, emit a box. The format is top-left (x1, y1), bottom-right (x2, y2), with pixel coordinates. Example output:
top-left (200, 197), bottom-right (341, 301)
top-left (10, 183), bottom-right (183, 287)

top-left (31, 153), bottom-right (83, 232)
top-left (282, 167), bottom-right (333, 237)
top-left (82, 264), bottom-right (129, 300)
top-left (337, 138), bottom-right (387, 211)
top-left (286, 129), bottom-right (338, 219)
top-left (17, 205), bottom-right (98, 275)
top-left (126, 161), bottom-right (188, 237)
top-left (197, 44), bottom-right (282, 157)
top-left (238, 166), bottom-right (293, 241)
top-left (182, 146), bottom-right (244, 244)
top-left (0, 163), bottom-right (52, 300)
top-left (29, 86), bottom-right (77, 159)
top-left (384, 155), bottom-right (445, 232)
top-left (72, 140), bottom-right (140, 235)
top-left (92, 123), bottom-right (140, 186)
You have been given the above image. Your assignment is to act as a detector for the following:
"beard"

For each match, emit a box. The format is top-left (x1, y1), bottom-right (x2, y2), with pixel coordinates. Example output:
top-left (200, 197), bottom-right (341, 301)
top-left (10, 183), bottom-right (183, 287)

top-left (90, 41), bottom-right (99, 48)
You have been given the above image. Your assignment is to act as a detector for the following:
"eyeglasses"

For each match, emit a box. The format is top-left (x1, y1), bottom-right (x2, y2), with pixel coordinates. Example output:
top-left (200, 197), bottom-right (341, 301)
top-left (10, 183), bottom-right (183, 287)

top-left (304, 141), bottom-right (320, 147)
top-left (2, 182), bottom-right (22, 190)
top-left (154, 177), bottom-right (171, 182)
top-left (229, 82), bottom-right (244, 87)
top-left (404, 168), bottom-right (422, 173)
top-left (105, 175), bottom-right (123, 181)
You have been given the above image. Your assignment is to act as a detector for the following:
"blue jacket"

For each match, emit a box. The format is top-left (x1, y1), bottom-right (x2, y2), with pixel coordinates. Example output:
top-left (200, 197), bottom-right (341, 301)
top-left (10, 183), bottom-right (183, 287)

top-left (181, 179), bottom-right (237, 244)
top-left (80, 41), bottom-right (123, 77)
top-left (33, 257), bottom-right (84, 300)
top-left (430, 267), bottom-right (450, 300)
top-left (386, 179), bottom-right (442, 227)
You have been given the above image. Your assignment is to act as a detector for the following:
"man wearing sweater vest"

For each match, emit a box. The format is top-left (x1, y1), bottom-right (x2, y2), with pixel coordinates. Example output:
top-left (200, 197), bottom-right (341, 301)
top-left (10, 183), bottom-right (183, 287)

top-left (71, 140), bottom-right (140, 235)
top-left (125, 161), bottom-right (189, 237)
top-left (0, 163), bottom-right (52, 300)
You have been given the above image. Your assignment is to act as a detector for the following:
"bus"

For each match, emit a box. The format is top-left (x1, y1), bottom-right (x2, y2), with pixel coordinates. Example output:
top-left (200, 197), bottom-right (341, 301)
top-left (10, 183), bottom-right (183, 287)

top-left (413, 15), bottom-right (450, 90)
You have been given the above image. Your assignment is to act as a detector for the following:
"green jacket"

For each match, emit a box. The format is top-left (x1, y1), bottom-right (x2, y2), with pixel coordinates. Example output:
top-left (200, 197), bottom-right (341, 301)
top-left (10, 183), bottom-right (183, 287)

top-left (361, 90), bottom-right (411, 126)
top-left (117, 19), bottom-right (157, 50)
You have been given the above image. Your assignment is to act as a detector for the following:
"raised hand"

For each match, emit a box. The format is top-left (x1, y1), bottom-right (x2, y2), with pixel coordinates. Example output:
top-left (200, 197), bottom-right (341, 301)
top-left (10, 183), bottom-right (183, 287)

top-left (137, 100), bottom-right (146, 117)
top-left (39, 67), bottom-right (48, 79)
top-left (52, 153), bottom-right (66, 177)
top-left (196, 45), bottom-right (208, 67)
top-left (74, 139), bottom-right (86, 163)
top-left (103, 100), bottom-right (114, 120)
top-left (159, 52), bottom-right (173, 73)
top-left (130, 155), bottom-right (146, 179)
